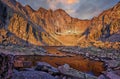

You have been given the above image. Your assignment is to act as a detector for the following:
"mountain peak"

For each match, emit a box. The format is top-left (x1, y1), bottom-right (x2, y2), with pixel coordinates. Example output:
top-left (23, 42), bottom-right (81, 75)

top-left (37, 7), bottom-right (47, 13)
top-left (54, 8), bottom-right (70, 16)
top-left (25, 5), bottom-right (34, 12)
top-left (54, 8), bottom-right (67, 13)
top-left (48, 9), bottom-right (53, 12)
top-left (55, 9), bottom-right (65, 12)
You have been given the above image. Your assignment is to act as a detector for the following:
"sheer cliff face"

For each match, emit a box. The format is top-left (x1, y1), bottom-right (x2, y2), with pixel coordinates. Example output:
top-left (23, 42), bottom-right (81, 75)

top-left (0, 0), bottom-right (27, 45)
top-left (77, 2), bottom-right (120, 48)
top-left (0, 0), bottom-right (120, 48)
top-left (0, 0), bottom-right (62, 46)
top-left (26, 8), bottom-right (91, 34)
top-left (77, 2), bottom-right (120, 49)
top-left (87, 2), bottom-right (120, 41)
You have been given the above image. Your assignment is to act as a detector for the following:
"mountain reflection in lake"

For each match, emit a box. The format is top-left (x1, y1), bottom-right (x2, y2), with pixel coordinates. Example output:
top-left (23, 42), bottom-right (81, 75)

top-left (15, 46), bottom-right (105, 76)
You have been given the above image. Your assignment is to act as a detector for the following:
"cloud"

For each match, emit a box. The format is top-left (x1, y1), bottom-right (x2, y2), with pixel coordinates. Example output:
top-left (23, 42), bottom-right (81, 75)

top-left (57, 0), bottom-right (79, 5)
top-left (67, 0), bottom-right (79, 4)
top-left (74, 0), bottom-right (120, 19)
top-left (46, 0), bottom-right (80, 10)
top-left (17, 0), bottom-right (120, 19)
top-left (47, 0), bottom-right (79, 5)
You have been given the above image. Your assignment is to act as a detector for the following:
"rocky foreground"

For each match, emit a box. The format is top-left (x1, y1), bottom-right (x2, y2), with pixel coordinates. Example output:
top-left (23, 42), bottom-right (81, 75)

top-left (0, 53), bottom-right (120, 79)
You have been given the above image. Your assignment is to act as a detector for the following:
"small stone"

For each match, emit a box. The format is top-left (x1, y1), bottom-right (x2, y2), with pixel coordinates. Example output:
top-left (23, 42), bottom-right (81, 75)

top-left (98, 75), bottom-right (106, 79)
top-left (62, 76), bottom-right (67, 79)
top-left (58, 64), bottom-right (70, 73)
top-left (55, 75), bottom-right (60, 79)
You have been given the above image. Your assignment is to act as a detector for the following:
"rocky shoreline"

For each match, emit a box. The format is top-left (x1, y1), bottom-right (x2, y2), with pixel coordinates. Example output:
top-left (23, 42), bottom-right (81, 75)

top-left (0, 50), bottom-right (120, 79)
top-left (0, 46), bottom-right (120, 79)
top-left (58, 47), bottom-right (120, 60)
top-left (58, 47), bottom-right (120, 68)
top-left (0, 53), bottom-right (97, 79)
top-left (58, 47), bottom-right (120, 79)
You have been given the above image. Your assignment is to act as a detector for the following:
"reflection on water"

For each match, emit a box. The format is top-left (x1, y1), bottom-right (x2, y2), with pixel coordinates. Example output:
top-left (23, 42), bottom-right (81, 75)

top-left (15, 47), bottom-right (105, 76)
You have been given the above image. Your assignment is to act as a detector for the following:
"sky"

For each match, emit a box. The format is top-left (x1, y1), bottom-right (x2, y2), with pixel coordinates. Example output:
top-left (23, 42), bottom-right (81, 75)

top-left (16, 0), bottom-right (120, 19)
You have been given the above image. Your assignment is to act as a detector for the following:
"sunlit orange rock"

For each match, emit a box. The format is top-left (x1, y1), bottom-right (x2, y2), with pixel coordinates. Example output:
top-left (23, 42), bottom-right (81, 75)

top-left (0, 0), bottom-right (120, 48)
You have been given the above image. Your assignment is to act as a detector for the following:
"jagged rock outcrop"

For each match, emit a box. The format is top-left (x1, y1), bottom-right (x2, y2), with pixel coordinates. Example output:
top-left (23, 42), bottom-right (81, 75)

top-left (77, 2), bottom-right (120, 48)
top-left (0, 28), bottom-right (29, 46)
top-left (0, 0), bottom-right (30, 46)
top-left (78, 2), bottom-right (120, 49)
top-left (31, 8), bottom-right (91, 35)
top-left (8, 13), bottom-right (42, 45)
top-left (87, 2), bottom-right (120, 41)
top-left (0, 0), bottom-right (62, 46)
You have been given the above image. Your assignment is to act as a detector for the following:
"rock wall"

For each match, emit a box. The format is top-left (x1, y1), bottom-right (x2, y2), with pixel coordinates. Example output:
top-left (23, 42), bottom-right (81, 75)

top-left (8, 13), bottom-right (42, 45)
top-left (0, 53), bottom-right (14, 79)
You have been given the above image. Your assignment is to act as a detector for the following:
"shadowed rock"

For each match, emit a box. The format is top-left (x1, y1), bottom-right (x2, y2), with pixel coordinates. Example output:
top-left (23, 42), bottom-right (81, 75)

top-left (0, 53), bottom-right (14, 79)
top-left (12, 71), bottom-right (55, 79)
